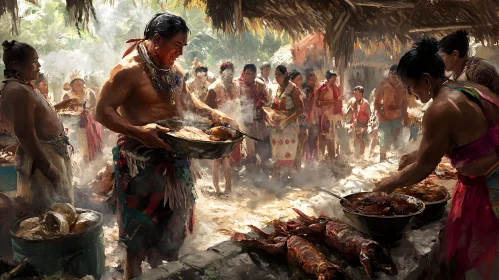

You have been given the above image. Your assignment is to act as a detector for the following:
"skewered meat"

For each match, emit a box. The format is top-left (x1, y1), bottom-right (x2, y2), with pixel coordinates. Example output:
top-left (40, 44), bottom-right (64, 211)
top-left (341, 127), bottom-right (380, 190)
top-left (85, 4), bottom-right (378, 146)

top-left (232, 223), bottom-right (351, 280)
top-left (343, 192), bottom-right (419, 216)
top-left (287, 208), bottom-right (397, 278)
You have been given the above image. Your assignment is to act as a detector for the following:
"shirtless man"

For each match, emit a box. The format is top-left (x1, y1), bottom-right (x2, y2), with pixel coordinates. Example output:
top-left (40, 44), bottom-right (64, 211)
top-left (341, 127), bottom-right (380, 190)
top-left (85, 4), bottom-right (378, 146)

top-left (0, 40), bottom-right (73, 209)
top-left (95, 13), bottom-right (235, 279)
top-left (374, 64), bottom-right (408, 161)
top-left (205, 62), bottom-right (242, 194)
top-left (186, 65), bottom-right (210, 101)
top-left (238, 64), bottom-right (270, 170)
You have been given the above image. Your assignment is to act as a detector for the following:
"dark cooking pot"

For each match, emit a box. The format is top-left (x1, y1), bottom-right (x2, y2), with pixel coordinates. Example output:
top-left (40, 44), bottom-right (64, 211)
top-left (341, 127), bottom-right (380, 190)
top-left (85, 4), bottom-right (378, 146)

top-left (340, 192), bottom-right (425, 242)
top-left (411, 190), bottom-right (451, 226)
top-left (156, 119), bottom-right (244, 159)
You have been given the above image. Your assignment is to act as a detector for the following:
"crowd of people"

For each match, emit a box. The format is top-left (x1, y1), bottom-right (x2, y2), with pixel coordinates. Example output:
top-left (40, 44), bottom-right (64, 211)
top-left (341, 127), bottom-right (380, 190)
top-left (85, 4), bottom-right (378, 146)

top-left (1, 11), bottom-right (499, 280)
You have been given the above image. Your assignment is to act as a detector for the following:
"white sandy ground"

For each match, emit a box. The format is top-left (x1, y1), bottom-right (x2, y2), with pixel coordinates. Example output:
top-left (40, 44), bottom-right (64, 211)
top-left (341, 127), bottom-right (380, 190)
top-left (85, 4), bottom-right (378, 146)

top-left (71, 128), bottom-right (456, 279)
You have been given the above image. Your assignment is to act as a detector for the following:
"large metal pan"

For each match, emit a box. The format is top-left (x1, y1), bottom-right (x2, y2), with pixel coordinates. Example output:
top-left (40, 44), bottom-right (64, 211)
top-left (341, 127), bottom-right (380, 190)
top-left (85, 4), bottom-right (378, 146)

top-left (340, 192), bottom-right (425, 242)
top-left (156, 119), bottom-right (244, 159)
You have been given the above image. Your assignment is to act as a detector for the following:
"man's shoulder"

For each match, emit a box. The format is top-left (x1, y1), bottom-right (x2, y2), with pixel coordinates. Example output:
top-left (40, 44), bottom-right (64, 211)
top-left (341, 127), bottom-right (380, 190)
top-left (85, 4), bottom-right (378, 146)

top-left (112, 53), bottom-right (143, 80)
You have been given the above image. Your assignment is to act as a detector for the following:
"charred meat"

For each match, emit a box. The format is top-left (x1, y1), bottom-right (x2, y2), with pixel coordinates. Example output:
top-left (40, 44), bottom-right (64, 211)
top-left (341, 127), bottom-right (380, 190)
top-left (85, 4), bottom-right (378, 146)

top-left (287, 208), bottom-right (398, 278)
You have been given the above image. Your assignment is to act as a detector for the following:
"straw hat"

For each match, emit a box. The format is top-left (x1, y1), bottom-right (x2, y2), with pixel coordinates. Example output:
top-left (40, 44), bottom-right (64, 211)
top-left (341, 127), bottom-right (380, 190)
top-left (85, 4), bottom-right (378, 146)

top-left (69, 70), bottom-right (84, 85)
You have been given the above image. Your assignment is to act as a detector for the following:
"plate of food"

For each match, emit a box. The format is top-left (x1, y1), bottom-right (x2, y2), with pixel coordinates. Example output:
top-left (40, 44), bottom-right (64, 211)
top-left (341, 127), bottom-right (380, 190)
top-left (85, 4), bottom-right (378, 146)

top-left (156, 118), bottom-right (244, 159)
top-left (395, 181), bottom-right (450, 224)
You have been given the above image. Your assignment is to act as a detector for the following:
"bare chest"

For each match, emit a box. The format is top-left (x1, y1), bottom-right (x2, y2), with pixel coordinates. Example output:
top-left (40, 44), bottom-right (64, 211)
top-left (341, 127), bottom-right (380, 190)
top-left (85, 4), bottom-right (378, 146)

top-left (120, 71), bottom-right (181, 125)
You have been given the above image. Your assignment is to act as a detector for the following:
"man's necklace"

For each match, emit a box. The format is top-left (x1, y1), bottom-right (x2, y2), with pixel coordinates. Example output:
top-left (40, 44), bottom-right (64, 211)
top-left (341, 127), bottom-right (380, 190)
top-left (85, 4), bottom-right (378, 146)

top-left (138, 42), bottom-right (181, 104)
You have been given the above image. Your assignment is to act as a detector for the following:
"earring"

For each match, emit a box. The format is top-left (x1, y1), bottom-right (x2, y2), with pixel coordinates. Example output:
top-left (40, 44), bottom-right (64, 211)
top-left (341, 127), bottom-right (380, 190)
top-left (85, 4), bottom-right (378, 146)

top-left (428, 86), bottom-right (432, 97)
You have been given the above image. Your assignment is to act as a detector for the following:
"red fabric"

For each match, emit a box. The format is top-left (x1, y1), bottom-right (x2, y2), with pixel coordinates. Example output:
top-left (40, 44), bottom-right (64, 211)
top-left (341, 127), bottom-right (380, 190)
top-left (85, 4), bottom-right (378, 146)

top-left (442, 174), bottom-right (499, 280)
top-left (122, 38), bottom-right (144, 58)
top-left (318, 114), bottom-right (331, 135)
top-left (83, 112), bottom-right (103, 160)
top-left (237, 73), bottom-right (268, 116)
top-left (229, 142), bottom-right (242, 166)
top-left (354, 99), bottom-right (369, 126)
top-left (317, 82), bottom-right (342, 116)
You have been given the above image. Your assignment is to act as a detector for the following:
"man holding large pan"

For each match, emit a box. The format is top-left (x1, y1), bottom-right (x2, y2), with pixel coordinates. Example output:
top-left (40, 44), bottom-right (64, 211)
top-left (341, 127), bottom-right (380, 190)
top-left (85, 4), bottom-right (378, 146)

top-left (96, 12), bottom-right (236, 280)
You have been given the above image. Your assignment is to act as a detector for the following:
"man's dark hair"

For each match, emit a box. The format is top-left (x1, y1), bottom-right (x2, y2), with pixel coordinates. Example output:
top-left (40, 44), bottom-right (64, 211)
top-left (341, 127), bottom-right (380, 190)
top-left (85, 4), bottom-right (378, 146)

top-left (243, 64), bottom-right (257, 73)
top-left (389, 64), bottom-right (398, 72)
top-left (195, 66), bottom-right (208, 73)
top-left (260, 62), bottom-right (271, 70)
top-left (2, 40), bottom-right (36, 78)
top-left (325, 70), bottom-right (337, 81)
top-left (144, 12), bottom-right (190, 41)
top-left (397, 37), bottom-right (445, 81)
top-left (439, 30), bottom-right (469, 58)
top-left (289, 69), bottom-right (301, 81)
top-left (353, 86), bottom-right (364, 93)
top-left (220, 61), bottom-right (234, 74)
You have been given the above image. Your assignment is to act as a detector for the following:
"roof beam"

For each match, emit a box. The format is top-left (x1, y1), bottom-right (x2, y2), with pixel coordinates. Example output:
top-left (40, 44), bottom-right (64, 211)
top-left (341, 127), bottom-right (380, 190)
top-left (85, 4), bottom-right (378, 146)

top-left (352, 0), bottom-right (415, 8)
top-left (409, 23), bottom-right (473, 33)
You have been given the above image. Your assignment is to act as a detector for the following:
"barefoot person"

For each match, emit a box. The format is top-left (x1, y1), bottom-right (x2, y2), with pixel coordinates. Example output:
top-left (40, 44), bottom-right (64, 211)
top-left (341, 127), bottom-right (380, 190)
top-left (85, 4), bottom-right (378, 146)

top-left (316, 70), bottom-right (342, 161)
top-left (0, 40), bottom-right (73, 209)
top-left (205, 62), bottom-right (242, 194)
top-left (347, 86), bottom-right (370, 158)
top-left (267, 65), bottom-right (304, 179)
top-left (238, 64), bottom-right (270, 171)
top-left (375, 38), bottom-right (499, 279)
top-left (374, 64), bottom-right (408, 161)
top-left (95, 13), bottom-right (236, 279)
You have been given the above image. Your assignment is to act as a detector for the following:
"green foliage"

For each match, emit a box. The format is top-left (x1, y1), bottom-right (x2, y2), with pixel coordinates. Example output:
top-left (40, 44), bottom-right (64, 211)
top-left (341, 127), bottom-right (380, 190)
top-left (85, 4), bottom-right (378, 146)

top-left (0, 0), bottom-right (288, 83)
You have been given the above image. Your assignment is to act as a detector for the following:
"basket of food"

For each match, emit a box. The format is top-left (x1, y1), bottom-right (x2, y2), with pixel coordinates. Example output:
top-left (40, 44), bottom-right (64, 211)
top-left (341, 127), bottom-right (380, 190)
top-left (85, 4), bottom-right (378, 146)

top-left (339, 192), bottom-right (425, 241)
top-left (395, 181), bottom-right (450, 225)
top-left (156, 118), bottom-right (244, 159)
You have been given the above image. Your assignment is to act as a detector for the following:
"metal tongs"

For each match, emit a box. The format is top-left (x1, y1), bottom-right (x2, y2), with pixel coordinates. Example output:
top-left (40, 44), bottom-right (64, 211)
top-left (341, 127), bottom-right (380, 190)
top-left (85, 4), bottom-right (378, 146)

top-left (317, 187), bottom-right (353, 206)
top-left (222, 123), bottom-right (263, 142)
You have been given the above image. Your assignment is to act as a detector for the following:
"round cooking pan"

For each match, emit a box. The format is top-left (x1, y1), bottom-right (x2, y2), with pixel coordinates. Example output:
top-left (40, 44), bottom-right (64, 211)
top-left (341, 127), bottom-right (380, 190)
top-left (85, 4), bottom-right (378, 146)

top-left (409, 190), bottom-right (451, 226)
top-left (340, 192), bottom-right (425, 242)
top-left (156, 119), bottom-right (244, 159)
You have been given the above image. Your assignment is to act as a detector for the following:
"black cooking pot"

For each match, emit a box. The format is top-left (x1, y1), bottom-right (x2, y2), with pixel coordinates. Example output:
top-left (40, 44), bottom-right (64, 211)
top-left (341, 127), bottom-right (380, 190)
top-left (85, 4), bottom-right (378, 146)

top-left (156, 119), bottom-right (244, 159)
top-left (411, 190), bottom-right (451, 226)
top-left (340, 192), bottom-right (425, 242)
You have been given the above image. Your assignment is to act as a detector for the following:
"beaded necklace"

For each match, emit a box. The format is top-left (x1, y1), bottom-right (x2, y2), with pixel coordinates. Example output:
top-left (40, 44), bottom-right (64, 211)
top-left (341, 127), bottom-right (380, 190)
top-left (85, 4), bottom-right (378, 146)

top-left (137, 42), bottom-right (181, 104)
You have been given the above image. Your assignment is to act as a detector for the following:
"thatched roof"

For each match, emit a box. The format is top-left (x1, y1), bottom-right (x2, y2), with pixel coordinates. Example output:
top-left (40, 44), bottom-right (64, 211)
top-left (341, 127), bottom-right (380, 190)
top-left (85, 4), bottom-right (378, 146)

top-left (2, 0), bottom-right (96, 35)
top-left (179, 0), bottom-right (499, 67)
top-left (3, 0), bottom-right (499, 66)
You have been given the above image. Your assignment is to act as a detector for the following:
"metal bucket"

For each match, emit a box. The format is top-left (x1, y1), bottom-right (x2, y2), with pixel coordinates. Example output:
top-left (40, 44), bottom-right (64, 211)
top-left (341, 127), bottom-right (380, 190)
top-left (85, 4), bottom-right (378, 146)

top-left (10, 209), bottom-right (105, 279)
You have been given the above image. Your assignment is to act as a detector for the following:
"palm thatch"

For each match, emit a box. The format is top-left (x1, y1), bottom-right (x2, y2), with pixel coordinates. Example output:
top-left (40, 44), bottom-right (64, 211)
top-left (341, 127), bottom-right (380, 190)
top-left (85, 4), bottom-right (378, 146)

top-left (178, 0), bottom-right (499, 67)
top-left (2, 0), bottom-right (96, 35)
